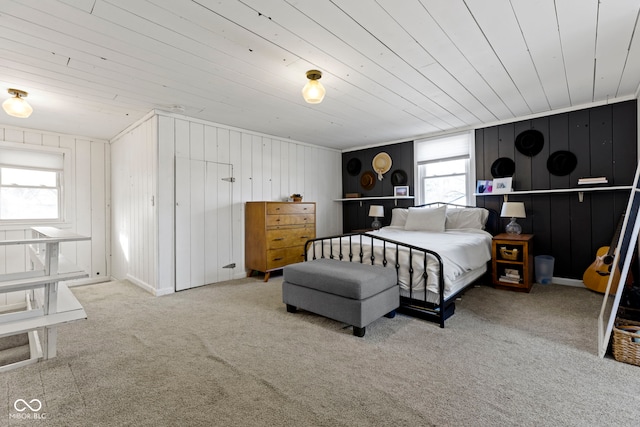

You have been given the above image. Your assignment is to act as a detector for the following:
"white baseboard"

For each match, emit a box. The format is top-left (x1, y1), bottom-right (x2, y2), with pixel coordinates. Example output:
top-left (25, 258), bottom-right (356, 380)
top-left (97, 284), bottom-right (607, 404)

top-left (125, 274), bottom-right (175, 296)
top-left (548, 277), bottom-right (585, 288)
top-left (66, 277), bottom-right (111, 287)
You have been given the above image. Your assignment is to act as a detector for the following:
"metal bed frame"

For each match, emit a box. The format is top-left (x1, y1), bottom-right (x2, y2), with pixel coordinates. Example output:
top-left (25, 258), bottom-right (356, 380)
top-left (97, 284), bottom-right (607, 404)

top-left (304, 203), bottom-right (499, 328)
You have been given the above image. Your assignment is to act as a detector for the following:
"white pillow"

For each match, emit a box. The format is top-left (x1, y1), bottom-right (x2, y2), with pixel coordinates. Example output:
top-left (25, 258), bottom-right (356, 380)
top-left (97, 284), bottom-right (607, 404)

top-left (404, 206), bottom-right (447, 232)
top-left (390, 208), bottom-right (408, 227)
top-left (445, 208), bottom-right (489, 230)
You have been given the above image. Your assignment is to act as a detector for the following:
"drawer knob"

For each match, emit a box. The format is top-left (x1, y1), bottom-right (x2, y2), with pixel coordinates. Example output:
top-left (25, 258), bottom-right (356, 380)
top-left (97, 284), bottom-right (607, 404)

top-left (273, 257), bottom-right (283, 261)
top-left (273, 238), bottom-right (284, 241)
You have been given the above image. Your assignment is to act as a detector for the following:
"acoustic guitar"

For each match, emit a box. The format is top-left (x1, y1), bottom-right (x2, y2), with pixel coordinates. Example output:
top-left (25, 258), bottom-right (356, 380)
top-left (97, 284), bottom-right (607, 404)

top-left (583, 214), bottom-right (624, 294)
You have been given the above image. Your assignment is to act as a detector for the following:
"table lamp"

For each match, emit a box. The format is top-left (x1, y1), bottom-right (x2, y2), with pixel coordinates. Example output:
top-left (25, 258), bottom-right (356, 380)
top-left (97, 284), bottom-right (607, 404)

top-left (369, 205), bottom-right (384, 230)
top-left (500, 202), bottom-right (526, 235)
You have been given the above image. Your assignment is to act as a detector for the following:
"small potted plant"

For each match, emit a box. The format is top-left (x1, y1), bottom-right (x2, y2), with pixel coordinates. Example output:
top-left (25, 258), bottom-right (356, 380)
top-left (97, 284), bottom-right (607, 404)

top-left (291, 193), bottom-right (303, 202)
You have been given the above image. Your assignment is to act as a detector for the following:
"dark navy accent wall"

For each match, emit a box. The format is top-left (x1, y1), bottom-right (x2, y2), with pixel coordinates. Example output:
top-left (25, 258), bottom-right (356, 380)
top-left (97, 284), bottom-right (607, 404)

top-left (475, 99), bottom-right (637, 279)
top-left (340, 100), bottom-right (637, 279)
top-left (341, 141), bottom-right (414, 232)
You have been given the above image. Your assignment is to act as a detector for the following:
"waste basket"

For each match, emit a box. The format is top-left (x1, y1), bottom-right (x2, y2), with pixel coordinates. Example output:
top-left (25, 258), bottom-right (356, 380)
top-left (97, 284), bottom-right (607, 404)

top-left (535, 255), bottom-right (554, 284)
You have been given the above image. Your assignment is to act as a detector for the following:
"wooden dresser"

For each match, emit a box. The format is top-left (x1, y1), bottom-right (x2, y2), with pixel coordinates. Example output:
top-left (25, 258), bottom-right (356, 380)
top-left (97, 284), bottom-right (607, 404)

top-left (245, 201), bottom-right (316, 281)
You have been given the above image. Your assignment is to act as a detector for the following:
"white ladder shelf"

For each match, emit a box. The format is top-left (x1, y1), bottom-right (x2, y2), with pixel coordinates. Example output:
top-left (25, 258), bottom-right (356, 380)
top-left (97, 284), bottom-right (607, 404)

top-left (0, 227), bottom-right (90, 371)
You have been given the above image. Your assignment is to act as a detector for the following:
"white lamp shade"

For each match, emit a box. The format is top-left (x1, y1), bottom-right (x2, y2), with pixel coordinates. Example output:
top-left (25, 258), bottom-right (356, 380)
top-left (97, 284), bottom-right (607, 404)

top-left (3, 95), bottom-right (32, 118)
top-left (302, 79), bottom-right (325, 104)
top-left (500, 202), bottom-right (526, 218)
top-left (369, 205), bottom-right (384, 217)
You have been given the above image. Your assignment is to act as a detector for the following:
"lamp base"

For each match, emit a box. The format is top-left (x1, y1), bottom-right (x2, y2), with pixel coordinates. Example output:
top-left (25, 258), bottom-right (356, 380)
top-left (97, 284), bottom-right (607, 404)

top-left (371, 218), bottom-right (381, 230)
top-left (505, 217), bottom-right (522, 235)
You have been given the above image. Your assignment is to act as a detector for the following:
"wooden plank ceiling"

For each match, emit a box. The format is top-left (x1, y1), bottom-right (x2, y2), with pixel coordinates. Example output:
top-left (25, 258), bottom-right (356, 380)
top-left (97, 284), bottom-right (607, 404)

top-left (0, 0), bottom-right (639, 150)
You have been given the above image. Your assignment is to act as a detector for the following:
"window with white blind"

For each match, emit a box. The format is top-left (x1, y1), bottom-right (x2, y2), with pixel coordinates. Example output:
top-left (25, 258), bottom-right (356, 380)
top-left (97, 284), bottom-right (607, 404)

top-left (414, 132), bottom-right (474, 205)
top-left (0, 146), bottom-right (65, 222)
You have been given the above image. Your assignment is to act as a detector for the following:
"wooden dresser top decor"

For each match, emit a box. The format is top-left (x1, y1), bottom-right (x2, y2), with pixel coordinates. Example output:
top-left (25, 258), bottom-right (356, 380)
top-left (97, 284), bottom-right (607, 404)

top-left (245, 201), bottom-right (316, 281)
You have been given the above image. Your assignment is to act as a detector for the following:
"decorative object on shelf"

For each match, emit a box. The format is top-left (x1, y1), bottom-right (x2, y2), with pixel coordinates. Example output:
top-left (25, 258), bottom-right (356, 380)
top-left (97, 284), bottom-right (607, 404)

top-left (492, 177), bottom-right (513, 194)
top-left (394, 186), bottom-right (409, 197)
top-left (301, 70), bottom-right (325, 104)
top-left (345, 192), bottom-right (361, 198)
top-left (390, 169), bottom-right (408, 186)
top-left (3, 88), bottom-right (33, 118)
top-left (500, 247), bottom-right (519, 260)
top-left (372, 152), bottom-right (392, 180)
top-left (360, 171), bottom-right (376, 190)
top-left (490, 157), bottom-right (515, 178)
top-left (476, 180), bottom-right (493, 193)
top-left (578, 176), bottom-right (608, 185)
top-left (346, 158), bottom-right (362, 176)
top-left (291, 193), bottom-right (303, 202)
top-left (369, 205), bottom-right (384, 230)
top-left (501, 201), bottom-right (526, 234)
top-left (515, 129), bottom-right (544, 157)
top-left (547, 150), bottom-right (577, 176)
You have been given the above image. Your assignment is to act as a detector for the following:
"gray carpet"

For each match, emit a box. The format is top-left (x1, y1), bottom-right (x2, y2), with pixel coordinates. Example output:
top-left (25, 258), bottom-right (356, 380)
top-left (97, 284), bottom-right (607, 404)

top-left (0, 334), bottom-right (30, 368)
top-left (1, 278), bottom-right (639, 426)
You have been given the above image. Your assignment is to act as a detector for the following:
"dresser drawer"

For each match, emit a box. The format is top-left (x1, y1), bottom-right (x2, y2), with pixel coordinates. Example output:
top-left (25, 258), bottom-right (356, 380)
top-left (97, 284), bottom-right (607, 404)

top-left (267, 203), bottom-right (315, 215)
top-left (266, 228), bottom-right (316, 249)
top-left (266, 247), bottom-right (306, 269)
top-left (266, 214), bottom-right (315, 227)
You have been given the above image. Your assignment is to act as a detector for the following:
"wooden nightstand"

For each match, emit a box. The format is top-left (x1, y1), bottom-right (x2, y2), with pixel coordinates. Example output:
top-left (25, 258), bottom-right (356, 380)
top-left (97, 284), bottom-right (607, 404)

top-left (492, 233), bottom-right (534, 292)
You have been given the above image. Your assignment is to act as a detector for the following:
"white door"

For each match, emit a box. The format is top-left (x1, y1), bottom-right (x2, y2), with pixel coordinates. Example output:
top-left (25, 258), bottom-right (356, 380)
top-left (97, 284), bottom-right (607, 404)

top-left (175, 158), bottom-right (234, 291)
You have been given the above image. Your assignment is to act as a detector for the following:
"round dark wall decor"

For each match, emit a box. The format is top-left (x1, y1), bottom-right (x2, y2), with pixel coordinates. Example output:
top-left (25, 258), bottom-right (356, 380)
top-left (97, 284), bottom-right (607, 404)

top-left (346, 158), bottom-right (362, 176)
top-left (360, 171), bottom-right (376, 191)
top-left (515, 129), bottom-right (544, 157)
top-left (547, 150), bottom-right (577, 176)
top-left (390, 169), bottom-right (408, 186)
top-left (490, 157), bottom-right (516, 178)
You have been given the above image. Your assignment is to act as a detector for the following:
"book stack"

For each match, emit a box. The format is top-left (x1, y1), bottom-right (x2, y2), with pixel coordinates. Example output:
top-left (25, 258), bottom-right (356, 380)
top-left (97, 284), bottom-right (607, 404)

top-left (578, 177), bottom-right (608, 185)
top-left (500, 268), bottom-right (521, 283)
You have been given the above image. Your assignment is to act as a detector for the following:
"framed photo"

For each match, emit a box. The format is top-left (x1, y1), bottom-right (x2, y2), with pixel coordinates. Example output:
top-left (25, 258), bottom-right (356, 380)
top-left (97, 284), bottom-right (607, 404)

top-left (394, 186), bottom-right (409, 197)
top-left (492, 177), bottom-right (513, 194)
top-left (476, 180), bottom-right (493, 194)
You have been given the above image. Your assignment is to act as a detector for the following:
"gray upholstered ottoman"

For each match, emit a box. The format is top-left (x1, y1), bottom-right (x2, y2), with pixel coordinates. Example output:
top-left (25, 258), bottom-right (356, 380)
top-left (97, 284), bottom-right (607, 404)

top-left (282, 258), bottom-right (399, 337)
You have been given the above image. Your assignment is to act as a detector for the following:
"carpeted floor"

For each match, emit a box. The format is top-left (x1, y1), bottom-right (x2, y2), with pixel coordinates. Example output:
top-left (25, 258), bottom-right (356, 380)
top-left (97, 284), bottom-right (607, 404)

top-left (1, 278), bottom-right (639, 426)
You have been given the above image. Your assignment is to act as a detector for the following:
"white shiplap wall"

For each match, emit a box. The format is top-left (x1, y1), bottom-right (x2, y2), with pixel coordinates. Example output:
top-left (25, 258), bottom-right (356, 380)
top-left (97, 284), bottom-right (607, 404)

top-left (0, 125), bottom-right (110, 306)
top-left (110, 115), bottom-right (158, 293)
top-left (111, 111), bottom-right (343, 295)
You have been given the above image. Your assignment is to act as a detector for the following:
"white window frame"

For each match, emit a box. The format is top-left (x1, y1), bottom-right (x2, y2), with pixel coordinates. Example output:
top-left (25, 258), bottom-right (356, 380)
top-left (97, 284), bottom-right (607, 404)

top-left (414, 131), bottom-right (476, 206)
top-left (0, 141), bottom-right (71, 228)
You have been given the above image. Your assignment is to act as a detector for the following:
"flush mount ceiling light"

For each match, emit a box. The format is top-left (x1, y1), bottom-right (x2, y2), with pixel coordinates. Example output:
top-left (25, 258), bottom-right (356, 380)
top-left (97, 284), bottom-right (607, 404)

top-left (3, 89), bottom-right (33, 118)
top-left (301, 70), bottom-right (325, 104)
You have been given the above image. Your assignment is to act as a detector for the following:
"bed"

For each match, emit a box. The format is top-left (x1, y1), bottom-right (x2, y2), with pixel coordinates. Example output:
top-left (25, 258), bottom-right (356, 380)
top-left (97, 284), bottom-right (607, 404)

top-left (304, 203), bottom-right (499, 327)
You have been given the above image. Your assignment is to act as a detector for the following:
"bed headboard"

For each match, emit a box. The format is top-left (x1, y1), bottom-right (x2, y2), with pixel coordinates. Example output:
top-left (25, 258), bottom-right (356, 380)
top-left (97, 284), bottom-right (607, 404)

top-left (413, 202), bottom-right (500, 236)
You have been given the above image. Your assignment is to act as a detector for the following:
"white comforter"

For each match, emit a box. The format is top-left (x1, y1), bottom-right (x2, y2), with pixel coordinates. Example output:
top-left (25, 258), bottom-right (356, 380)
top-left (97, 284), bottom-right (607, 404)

top-left (308, 226), bottom-right (492, 297)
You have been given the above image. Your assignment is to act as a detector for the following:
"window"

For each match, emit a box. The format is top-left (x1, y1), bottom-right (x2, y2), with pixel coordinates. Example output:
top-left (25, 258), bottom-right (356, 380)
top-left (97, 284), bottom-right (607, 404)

top-left (1, 167), bottom-right (60, 220)
top-left (0, 146), bottom-right (64, 223)
top-left (415, 132), bottom-right (474, 205)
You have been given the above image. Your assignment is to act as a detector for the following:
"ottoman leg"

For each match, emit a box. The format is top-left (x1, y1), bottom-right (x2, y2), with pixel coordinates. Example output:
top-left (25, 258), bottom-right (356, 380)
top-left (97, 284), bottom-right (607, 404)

top-left (353, 326), bottom-right (366, 337)
top-left (286, 304), bottom-right (297, 313)
top-left (384, 310), bottom-right (396, 319)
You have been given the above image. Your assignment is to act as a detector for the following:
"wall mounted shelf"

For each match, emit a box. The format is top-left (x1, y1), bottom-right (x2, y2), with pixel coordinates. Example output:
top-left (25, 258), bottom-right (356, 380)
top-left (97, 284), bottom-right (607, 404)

top-left (474, 186), bottom-right (632, 202)
top-left (334, 196), bottom-right (415, 206)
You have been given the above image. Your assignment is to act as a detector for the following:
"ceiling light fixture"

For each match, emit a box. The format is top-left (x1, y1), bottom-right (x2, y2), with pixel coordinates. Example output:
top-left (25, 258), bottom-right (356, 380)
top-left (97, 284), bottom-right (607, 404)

top-left (301, 70), bottom-right (325, 104)
top-left (3, 89), bottom-right (33, 118)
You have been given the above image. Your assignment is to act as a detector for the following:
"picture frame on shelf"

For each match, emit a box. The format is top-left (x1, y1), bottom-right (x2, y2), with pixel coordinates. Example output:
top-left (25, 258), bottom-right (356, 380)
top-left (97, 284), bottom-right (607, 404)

top-left (394, 186), bottom-right (409, 197)
top-left (492, 177), bottom-right (512, 194)
top-left (476, 180), bottom-right (493, 194)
